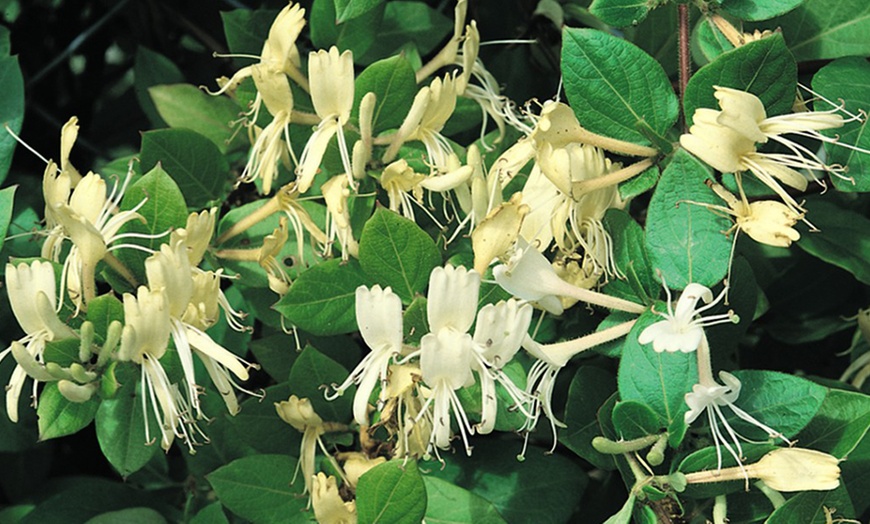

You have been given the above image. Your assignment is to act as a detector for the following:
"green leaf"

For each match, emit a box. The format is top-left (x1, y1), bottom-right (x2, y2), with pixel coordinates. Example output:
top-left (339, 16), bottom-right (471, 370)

top-left (357, 459), bottom-right (427, 524)
top-left (18, 477), bottom-right (157, 524)
top-left (115, 164), bottom-right (189, 284)
top-left (422, 476), bottom-right (507, 524)
top-left (618, 309), bottom-right (698, 430)
top-left (353, 55), bottom-right (417, 133)
top-left (796, 199), bottom-right (870, 286)
top-left (95, 371), bottom-right (158, 478)
top-left (677, 443), bottom-right (778, 498)
top-left (726, 370), bottom-right (827, 439)
top-left (249, 330), bottom-right (301, 382)
top-left (603, 208), bottom-right (656, 304)
top-left (358, 208), bottom-right (441, 304)
top-left (402, 296), bottom-right (429, 345)
top-left (812, 57), bottom-right (870, 192)
top-left (612, 400), bottom-right (661, 439)
top-left (693, 16), bottom-right (734, 63)
top-left (0, 185), bottom-right (17, 252)
top-left (85, 294), bottom-right (124, 345)
top-left (133, 47), bottom-right (184, 128)
top-left (561, 27), bottom-right (678, 147)
top-left (84, 507), bottom-right (167, 524)
top-left (37, 382), bottom-right (99, 441)
top-left (274, 258), bottom-right (371, 336)
top-left (189, 503), bottom-right (229, 524)
top-left (140, 129), bottom-right (229, 208)
top-left (287, 346), bottom-right (352, 423)
top-left (589, 0), bottom-right (652, 27)
top-left (426, 440), bottom-right (588, 524)
top-left (766, 484), bottom-right (855, 523)
top-left (645, 149), bottom-right (731, 289)
top-left (310, 0), bottom-right (385, 58)
top-left (0, 55), bottom-right (24, 184)
top-left (148, 84), bottom-right (243, 153)
top-left (841, 431), bottom-right (870, 515)
top-left (562, 366), bottom-right (619, 470)
top-left (603, 494), bottom-right (635, 524)
top-left (43, 339), bottom-right (80, 368)
top-left (220, 9), bottom-right (276, 56)
top-left (226, 383), bottom-right (300, 455)
top-left (796, 388), bottom-right (870, 458)
top-left (208, 455), bottom-right (307, 524)
top-left (683, 33), bottom-right (796, 125)
top-left (356, 2), bottom-right (452, 64)
top-left (760, 0), bottom-right (870, 61)
top-left (720, 0), bottom-right (805, 21)
top-left (334, 0), bottom-right (384, 23)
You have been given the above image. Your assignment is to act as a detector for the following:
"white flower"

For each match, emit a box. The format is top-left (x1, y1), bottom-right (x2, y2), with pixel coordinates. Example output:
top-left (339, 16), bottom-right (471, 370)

top-left (328, 285), bottom-right (403, 426)
top-left (275, 395), bottom-right (327, 499)
top-left (638, 282), bottom-right (736, 353)
top-left (685, 370), bottom-right (789, 471)
top-left (1, 261), bottom-right (75, 422)
top-left (311, 473), bottom-right (357, 524)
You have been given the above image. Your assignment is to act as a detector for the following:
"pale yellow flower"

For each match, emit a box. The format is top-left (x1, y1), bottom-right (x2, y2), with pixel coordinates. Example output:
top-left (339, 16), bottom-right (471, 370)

top-left (311, 473), bottom-right (357, 524)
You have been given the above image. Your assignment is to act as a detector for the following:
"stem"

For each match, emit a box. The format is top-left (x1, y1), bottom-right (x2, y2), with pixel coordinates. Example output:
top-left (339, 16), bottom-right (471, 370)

top-left (104, 253), bottom-right (138, 288)
top-left (678, 4), bottom-right (690, 127)
top-left (571, 158), bottom-right (654, 197)
top-left (216, 197), bottom-right (281, 245)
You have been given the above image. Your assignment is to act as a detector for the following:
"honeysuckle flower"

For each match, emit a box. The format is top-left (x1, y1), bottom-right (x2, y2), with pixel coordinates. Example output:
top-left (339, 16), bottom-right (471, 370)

top-left (117, 286), bottom-right (199, 451)
top-left (322, 174), bottom-right (359, 260)
top-left (415, 265), bottom-right (479, 455)
top-left (454, 20), bottom-right (507, 148)
top-left (311, 473), bottom-right (357, 524)
top-left (683, 447), bottom-right (841, 493)
top-left (471, 298), bottom-right (533, 434)
top-left (339, 452), bottom-right (386, 487)
top-left (638, 282), bottom-right (737, 353)
top-left (1, 261), bottom-right (76, 422)
top-left (146, 241), bottom-right (255, 419)
top-left (328, 285), bottom-right (404, 426)
top-left (680, 86), bottom-right (861, 215)
top-left (685, 370), bottom-right (790, 472)
top-left (375, 363), bottom-right (430, 458)
top-left (259, 216), bottom-right (292, 295)
top-left (296, 46), bottom-right (355, 192)
top-left (493, 238), bottom-right (646, 315)
top-left (380, 159), bottom-right (427, 220)
top-left (471, 192), bottom-right (528, 274)
top-left (382, 74), bottom-right (459, 172)
top-left (276, 395), bottom-right (327, 498)
top-left (703, 179), bottom-right (802, 247)
top-left (170, 208), bottom-right (217, 267)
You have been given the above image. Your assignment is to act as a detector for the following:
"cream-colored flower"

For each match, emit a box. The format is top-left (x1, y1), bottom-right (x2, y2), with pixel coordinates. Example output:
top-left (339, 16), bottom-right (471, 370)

top-left (471, 192), bottom-right (528, 274)
top-left (170, 208), bottom-right (217, 266)
top-left (311, 473), bottom-right (357, 524)
top-left (322, 174), bottom-right (359, 260)
top-left (1, 261), bottom-right (76, 422)
top-left (296, 47), bottom-right (355, 192)
top-left (258, 216), bottom-right (292, 295)
top-left (680, 86), bottom-right (852, 215)
top-left (638, 282), bottom-right (736, 353)
top-left (340, 452), bottom-right (386, 487)
top-left (704, 179), bottom-right (801, 247)
top-left (749, 448), bottom-right (840, 492)
top-left (275, 395), bottom-right (326, 497)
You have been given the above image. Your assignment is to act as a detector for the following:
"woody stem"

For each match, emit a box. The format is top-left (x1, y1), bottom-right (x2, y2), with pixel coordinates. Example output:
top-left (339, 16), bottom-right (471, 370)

top-left (678, 4), bottom-right (690, 127)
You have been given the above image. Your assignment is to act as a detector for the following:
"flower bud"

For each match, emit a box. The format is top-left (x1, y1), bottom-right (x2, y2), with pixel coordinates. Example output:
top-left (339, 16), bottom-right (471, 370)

top-left (275, 395), bottom-right (323, 432)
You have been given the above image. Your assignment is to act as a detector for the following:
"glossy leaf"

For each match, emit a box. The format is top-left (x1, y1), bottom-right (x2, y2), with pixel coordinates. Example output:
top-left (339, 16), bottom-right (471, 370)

top-left (764, 0), bottom-right (870, 61)
top-left (589, 0), bottom-right (651, 27)
top-left (795, 388), bottom-right (870, 459)
top-left (0, 54), bottom-right (23, 185)
top-left (766, 484), bottom-right (855, 523)
top-left (95, 369), bottom-right (158, 477)
top-left (423, 476), bottom-right (507, 524)
top-left (353, 55), bottom-right (417, 133)
top-left (287, 346), bottom-right (352, 423)
top-left (133, 47), bottom-right (184, 128)
top-left (208, 455), bottom-right (308, 524)
top-left (357, 459), bottom-right (427, 524)
top-left (645, 149), bottom-right (731, 289)
top-left (796, 199), bottom-right (870, 285)
top-left (334, 0), bottom-right (384, 23)
top-left (720, 0), bottom-right (804, 21)
top-left (612, 400), bottom-right (661, 440)
top-left (37, 382), bottom-right (99, 441)
top-left (562, 366), bottom-right (618, 470)
top-left (149, 84), bottom-right (242, 153)
top-left (562, 28), bottom-right (678, 147)
top-left (603, 208), bottom-right (657, 304)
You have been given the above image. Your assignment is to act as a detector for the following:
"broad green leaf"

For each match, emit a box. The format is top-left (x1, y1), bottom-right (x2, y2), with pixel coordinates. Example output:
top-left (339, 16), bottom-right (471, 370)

top-left (43, 339), bottom-right (80, 368)
top-left (561, 28), bottom-right (678, 147)
top-left (760, 0), bottom-right (870, 61)
top-left (721, 0), bottom-right (804, 21)
top-left (402, 296), bottom-right (429, 345)
top-left (625, 4), bottom-right (678, 77)
top-left (426, 440), bottom-right (588, 524)
top-left (274, 258), bottom-right (371, 335)
top-left (149, 84), bottom-right (242, 153)
top-left (423, 476), bottom-right (507, 524)
top-left (85, 293), bottom-right (124, 345)
top-left (18, 477), bottom-right (157, 524)
top-left (812, 58), bottom-right (870, 192)
top-left (562, 366), bottom-right (618, 470)
top-left (357, 2), bottom-right (452, 64)
top-left (603, 208), bottom-right (656, 304)
top-left (841, 431), bottom-right (870, 515)
top-left (357, 459), bottom-right (426, 524)
top-left (589, 0), bottom-right (651, 27)
top-left (618, 309), bottom-right (697, 430)
top-left (287, 346), bottom-right (352, 423)
top-left (190, 503), bottom-right (229, 524)
top-left (612, 400), bottom-right (661, 440)
top-left (95, 368), bottom-right (158, 478)
top-left (226, 383), bottom-right (300, 455)
top-left (766, 484), bottom-right (855, 523)
top-left (353, 56), bottom-right (417, 133)
top-left (693, 16), bottom-right (734, 63)
top-left (133, 47), bottom-right (184, 128)
top-left (603, 494), bottom-right (635, 524)
top-left (37, 382), bottom-right (99, 441)
top-left (84, 507), bottom-right (166, 524)
top-left (645, 150), bottom-right (731, 289)
top-left (794, 388), bottom-right (870, 458)
top-left (0, 185), bottom-right (17, 252)
top-left (683, 34), bottom-right (796, 125)
top-left (334, 0), bottom-right (384, 23)
top-left (617, 164), bottom-right (659, 201)
top-left (115, 165), bottom-right (189, 284)
top-left (140, 129), bottom-right (229, 208)
top-left (725, 370), bottom-right (827, 439)
top-left (221, 9), bottom-right (276, 56)
top-left (310, 0), bottom-right (385, 58)
top-left (249, 330), bottom-right (301, 382)
top-left (207, 455), bottom-right (308, 524)
top-left (0, 55), bottom-right (24, 184)
top-left (358, 208), bottom-right (441, 304)
top-left (796, 199), bottom-right (870, 285)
